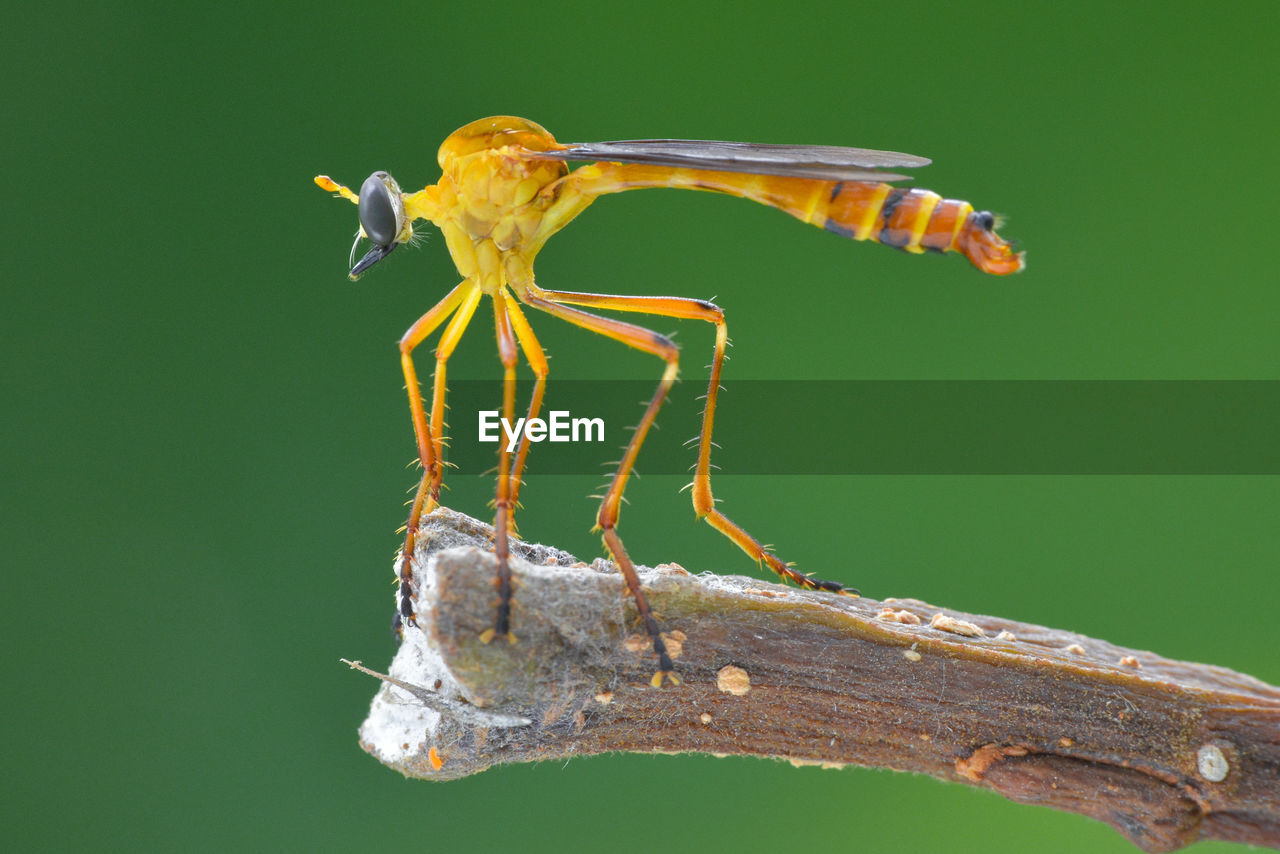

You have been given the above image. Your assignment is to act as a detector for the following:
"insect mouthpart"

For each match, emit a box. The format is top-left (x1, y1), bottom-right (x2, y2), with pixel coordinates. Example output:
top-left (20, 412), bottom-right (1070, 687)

top-left (349, 238), bottom-right (399, 280)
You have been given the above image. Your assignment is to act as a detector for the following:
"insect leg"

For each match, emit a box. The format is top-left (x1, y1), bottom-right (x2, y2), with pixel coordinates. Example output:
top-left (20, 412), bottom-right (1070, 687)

top-left (401, 284), bottom-right (470, 500)
top-left (691, 317), bottom-right (857, 595)
top-left (530, 288), bottom-right (855, 596)
top-left (503, 295), bottom-right (548, 513)
top-left (396, 282), bottom-right (482, 632)
top-left (520, 294), bottom-right (680, 686)
top-left (481, 288), bottom-right (521, 644)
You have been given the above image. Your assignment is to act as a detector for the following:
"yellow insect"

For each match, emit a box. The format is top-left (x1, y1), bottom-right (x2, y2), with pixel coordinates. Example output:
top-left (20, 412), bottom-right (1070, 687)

top-left (317, 115), bottom-right (1023, 686)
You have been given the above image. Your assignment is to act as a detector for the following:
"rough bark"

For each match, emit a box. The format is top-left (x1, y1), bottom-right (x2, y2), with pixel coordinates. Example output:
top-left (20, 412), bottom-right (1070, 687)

top-left (349, 508), bottom-right (1280, 853)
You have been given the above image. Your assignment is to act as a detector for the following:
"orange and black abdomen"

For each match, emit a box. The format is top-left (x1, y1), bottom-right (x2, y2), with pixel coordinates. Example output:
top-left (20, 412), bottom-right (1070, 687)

top-left (820, 184), bottom-right (945, 250)
top-left (684, 171), bottom-right (1023, 275)
top-left (818, 182), bottom-right (1023, 274)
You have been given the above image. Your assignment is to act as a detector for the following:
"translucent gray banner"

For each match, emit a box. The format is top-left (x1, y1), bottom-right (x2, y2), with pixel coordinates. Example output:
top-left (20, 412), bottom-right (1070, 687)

top-left (433, 381), bottom-right (1280, 474)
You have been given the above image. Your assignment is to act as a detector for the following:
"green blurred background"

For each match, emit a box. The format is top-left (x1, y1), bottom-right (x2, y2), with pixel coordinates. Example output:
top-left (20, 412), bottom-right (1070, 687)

top-left (5, 1), bottom-right (1277, 851)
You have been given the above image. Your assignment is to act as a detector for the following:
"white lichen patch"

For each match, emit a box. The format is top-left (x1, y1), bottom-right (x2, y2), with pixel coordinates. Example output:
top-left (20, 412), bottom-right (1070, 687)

top-left (1197, 744), bottom-right (1230, 782)
top-left (358, 625), bottom-right (448, 766)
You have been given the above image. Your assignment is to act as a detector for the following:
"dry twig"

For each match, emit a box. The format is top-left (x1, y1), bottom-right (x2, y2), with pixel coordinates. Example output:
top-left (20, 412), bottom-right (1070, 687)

top-left (350, 509), bottom-right (1280, 853)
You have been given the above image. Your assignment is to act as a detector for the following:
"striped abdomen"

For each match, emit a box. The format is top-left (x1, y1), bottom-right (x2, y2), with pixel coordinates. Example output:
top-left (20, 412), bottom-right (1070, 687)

top-left (591, 165), bottom-right (1024, 276)
top-left (824, 185), bottom-right (960, 251)
top-left (740, 175), bottom-right (1023, 276)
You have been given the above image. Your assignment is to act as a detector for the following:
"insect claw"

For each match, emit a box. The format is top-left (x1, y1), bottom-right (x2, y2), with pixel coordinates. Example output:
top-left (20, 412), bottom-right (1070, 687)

top-left (650, 669), bottom-right (681, 688)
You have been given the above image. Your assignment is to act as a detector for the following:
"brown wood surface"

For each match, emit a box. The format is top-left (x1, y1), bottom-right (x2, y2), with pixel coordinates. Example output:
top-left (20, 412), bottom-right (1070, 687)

top-left (351, 509), bottom-right (1280, 853)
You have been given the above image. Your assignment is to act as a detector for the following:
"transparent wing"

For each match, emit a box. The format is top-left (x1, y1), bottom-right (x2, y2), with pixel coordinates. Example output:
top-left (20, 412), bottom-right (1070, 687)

top-left (525, 138), bottom-right (930, 182)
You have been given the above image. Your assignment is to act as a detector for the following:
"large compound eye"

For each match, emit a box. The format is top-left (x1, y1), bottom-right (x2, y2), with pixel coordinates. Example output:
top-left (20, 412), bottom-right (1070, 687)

top-left (349, 171), bottom-right (407, 280)
top-left (359, 171), bottom-right (401, 246)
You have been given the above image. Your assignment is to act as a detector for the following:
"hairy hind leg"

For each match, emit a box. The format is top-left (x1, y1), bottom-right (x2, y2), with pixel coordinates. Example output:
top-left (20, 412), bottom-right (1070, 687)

top-left (520, 293), bottom-right (680, 686)
top-left (479, 288), bottom-right (525, 644)
top-left (530, 287), bottom-right (855, 596)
